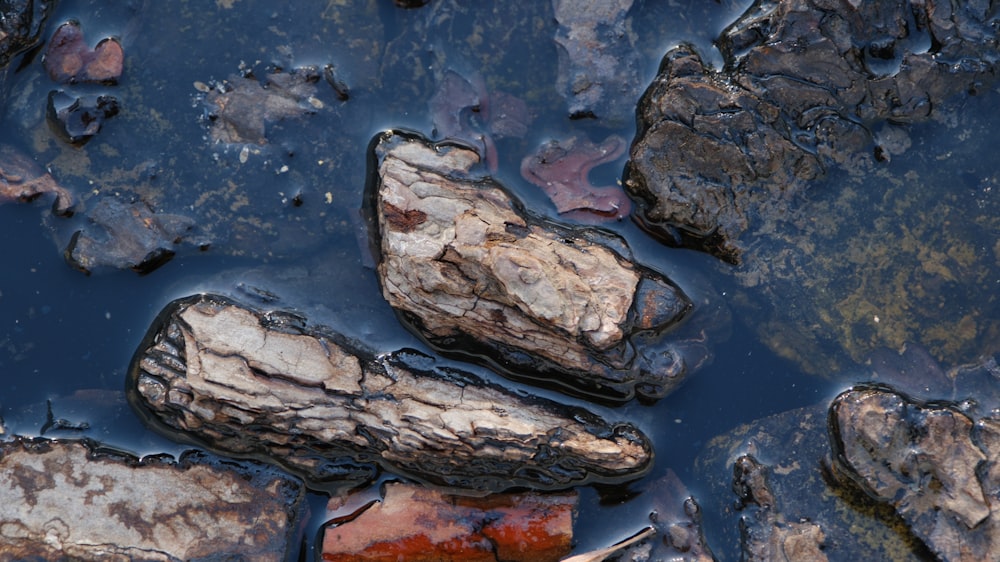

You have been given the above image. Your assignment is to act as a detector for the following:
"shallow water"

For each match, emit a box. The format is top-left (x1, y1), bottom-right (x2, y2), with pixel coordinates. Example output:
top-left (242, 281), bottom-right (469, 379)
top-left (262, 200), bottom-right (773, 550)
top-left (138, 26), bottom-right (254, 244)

top-left (1, 1), bottom-right (995, 560)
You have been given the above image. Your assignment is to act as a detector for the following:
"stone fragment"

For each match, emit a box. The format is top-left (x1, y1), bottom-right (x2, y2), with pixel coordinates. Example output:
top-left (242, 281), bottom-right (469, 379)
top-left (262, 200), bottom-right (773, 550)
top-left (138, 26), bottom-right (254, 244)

top-left (521, 134), bottom-right (631, 222)
top-left (65, 196), bottom-right (198, 274)
top-left (0, 437), bottom-right (303, 562)
top-left (561, 527), bottom-right (655, 562)
top-left (128, 293), bottom-right (653, 493)
top-left (202, 68), bottom-right (321, 145)
top-left (831, 385), bottom-right (1000, 561)
top-left (371, 131), bottom-right (696, 401)
top-left (321, 482), bottom-right (575, 562)
top-left (44, 21), bottom-right (124, 84)
top-left (47, 90), bottom-right (120, 145)
top-left (626, 0), bottom-right (1000, 261)
top-left (552, 0), bottom-right (641, 123)
top-left (0, 143), bottom-right (73, 214)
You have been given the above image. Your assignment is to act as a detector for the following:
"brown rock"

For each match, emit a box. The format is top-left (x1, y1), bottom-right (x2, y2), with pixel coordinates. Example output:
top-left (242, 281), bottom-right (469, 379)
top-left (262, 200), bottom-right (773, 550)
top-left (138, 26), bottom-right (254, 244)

top-left (0, 144), bottom-right (73, 215)
top-left (44, 21), bottom-right (124, 84)
top-left (0, 437), bottom-right (303, 562)
top-left (371, 131), bottom-right (695, 401)
top-left (831, 385), bottom-right (1000, 561)
top-left (202, 68), bottom-right (321, 145)
top-left (321, 482), bottom-right (575, 562)
top-left (128, 293), bottom-right (653, 493)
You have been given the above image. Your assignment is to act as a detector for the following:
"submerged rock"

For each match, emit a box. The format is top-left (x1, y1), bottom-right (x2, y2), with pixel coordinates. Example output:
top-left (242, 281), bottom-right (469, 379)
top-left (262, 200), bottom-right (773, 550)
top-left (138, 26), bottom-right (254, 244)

top-left (831, 382), bottom-right (1000, 561)
top-left (552, 0), bottom-right (641, 123)
top-left (322, 482), bottom-right (576, 562)
top-left (370, 131), bottom-right (701, 402)
top-left (626, 0), bottom-right (999, 261)
top-left (0, 144), bottom-right (74, 215)
top-left (65, 196), bottom-right (199, 274)
top-left (44, 20), bottom-right (124, 85)
top-left (0, 437), bottom-right (303, 562)
top-left (47, 90), bottom-right (120, 145)
top-left (128, 293), bottom-right (653, 493)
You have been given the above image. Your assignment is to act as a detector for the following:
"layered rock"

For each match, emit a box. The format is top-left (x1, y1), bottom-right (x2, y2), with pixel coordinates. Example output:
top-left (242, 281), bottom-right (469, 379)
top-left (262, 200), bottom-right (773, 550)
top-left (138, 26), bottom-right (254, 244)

top-left (371, 131), bottom-right (697, 402)
top-left (128, 293), bottom-right (652, 493)
top-left (0, 438), bottom-right (303, 562)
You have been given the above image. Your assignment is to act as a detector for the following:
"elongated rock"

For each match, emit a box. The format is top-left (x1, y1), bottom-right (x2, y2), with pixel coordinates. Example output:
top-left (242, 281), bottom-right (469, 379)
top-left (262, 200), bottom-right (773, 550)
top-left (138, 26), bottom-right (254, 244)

top-left (0, 438), bottom-right (302, 562)
top-left (128, 293), bottom-right (652, 493)
top-left (370, 130), bottom-right (694, 402)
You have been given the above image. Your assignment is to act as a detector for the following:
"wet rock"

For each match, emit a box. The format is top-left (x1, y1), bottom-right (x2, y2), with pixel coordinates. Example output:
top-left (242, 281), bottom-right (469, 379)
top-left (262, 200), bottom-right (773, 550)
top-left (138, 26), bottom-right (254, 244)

top-left (201, 67), bottom-right (322, 145)
top-left (562, 527), bottom-right (656, 562)
top-left (44, 20), bottom-right (124, 84)
top-left (521, 134), bottom-right (631, 222)
top-left (128, 293), bottom-right (653, 493)
top-left (0, 144), bottom-right (74, 215)
top-left (626, 0), bottom-right (1000, 261)
top-left (696, 402), bottom-right (931, 560)
top-left (0, 0), bottom-right (49, 114)
top-left (46, 90), bottom-right (120, 145)
top-left (370, 131), bottom-right (697, 402)
top-left (831, 384), bottom-right (1000, 561)
top-left (322, 482), bottom-right (575, 561)
top-left (552, 0), bottom-right (641, 123)
top-left (0, 437), bottom-right (303, 562)
top-left (65, 196), bottom-right (199, 274)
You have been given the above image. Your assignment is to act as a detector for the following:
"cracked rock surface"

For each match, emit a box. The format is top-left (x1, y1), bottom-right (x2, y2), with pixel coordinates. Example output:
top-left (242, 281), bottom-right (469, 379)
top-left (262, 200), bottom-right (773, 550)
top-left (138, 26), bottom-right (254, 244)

top-left (0, 437), bottom-right (303, 562)
top-left (128, 293), bottom-right (652, 493)
top-left (371, 131), bottom-right (695, 402)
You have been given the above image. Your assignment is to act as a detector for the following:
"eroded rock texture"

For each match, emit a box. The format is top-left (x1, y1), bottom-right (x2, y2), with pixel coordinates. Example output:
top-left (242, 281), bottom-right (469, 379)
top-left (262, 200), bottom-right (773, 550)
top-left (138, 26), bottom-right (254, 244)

top-left (129, 293), bottom-right (652, 493)
top-left (0, 438), bottom-right (302, 562)
top-left (371, 131), bottom-right (695, 402)
top-left (0, 143), bottom-right (74, 214)
top-left (831, 385), bottom-right (1000, 561)
top-left (626, 0), bottom-right (999, 261)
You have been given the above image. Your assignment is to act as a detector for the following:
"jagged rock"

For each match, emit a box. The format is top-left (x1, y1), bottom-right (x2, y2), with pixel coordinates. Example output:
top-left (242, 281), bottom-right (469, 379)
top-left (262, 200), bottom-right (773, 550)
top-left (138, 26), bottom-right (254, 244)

top-left (0, 144), bottom-right (74, 215)
top-left (831, 383), bottom-right (1000, 561)
top-left (322, 482), bottom-right (575, 562)
top-left (128, 293), bottom-right (653, 493)
top-left (0, 437), bottom-right (303, 562)
top-left (626, 0), bottom-right (999, 262)
top-left (370, 130), bottom-right (701, 402)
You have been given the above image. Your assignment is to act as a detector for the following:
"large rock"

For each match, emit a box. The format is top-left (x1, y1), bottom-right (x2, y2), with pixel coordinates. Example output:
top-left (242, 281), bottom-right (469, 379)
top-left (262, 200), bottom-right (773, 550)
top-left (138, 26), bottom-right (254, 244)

top-left (831, 382), bottom-right (1000, 561)
top-left (370, 130), bottom-right (700, 402)
top-left (0, 437), bottom-right (303, 562)
top-left (128, 293), bottom-right (652, 493)
top-left (626, 0), bottom-right (999, 262)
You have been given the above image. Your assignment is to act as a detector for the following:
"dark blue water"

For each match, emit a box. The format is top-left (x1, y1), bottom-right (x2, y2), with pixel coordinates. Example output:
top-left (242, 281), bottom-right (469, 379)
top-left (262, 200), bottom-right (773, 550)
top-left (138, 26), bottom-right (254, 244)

top-left (5, 1), bottom-right (991, 560)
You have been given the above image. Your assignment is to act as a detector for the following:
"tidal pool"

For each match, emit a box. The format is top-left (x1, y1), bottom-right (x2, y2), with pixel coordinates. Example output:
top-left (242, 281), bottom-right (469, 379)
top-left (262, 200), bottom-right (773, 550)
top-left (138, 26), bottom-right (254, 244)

top-left (1, 1), bottom-right (996, 560)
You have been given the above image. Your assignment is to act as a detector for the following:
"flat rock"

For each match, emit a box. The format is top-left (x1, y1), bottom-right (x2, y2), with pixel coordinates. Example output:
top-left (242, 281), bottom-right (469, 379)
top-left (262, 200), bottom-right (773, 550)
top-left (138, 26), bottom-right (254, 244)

top-left (322, 482), bottom-right (575, 562)
top-left (128, 293), bottom-right (652, 493)
top-left (0, 144), bottom-right (74, 215)
top-left (370, 131), bottom-right (696, 402)
top-left (0, 437), bottom-right (303, 562)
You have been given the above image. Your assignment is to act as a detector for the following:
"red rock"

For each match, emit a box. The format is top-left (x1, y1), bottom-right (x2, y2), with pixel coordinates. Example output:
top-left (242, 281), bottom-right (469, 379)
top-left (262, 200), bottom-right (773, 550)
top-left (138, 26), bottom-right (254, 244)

top-left (44, 21), bottom-right (124, 84)
top-left (321, 483), bottom-right (576, 562)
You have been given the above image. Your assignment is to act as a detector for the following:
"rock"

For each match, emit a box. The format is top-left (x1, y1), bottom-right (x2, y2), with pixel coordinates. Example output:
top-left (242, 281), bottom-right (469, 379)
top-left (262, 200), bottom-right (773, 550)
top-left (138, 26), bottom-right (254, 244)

top-left (831, 384), bottom-right (1000, 561)
top-left (626, 0), bottom-right (999, 262)
top-left (0, 437), bottom-right (303, 562)
top-left (65, 196), bottom-right (199, 274)
top-left (128, 293), bottom-right (653, 493)
top-left (0, 144), bottom-right (74, 215)
top-left (695, 401), bottom-right (931, 560)
top-left (46, 90), bottom-right (120, 145)
top-left (201, 67), bottom-right (322, 145)
top-left (43, 20), bottom-right (124, 84)
top-left (0, 0), bottom-right (50, 115)
top-left (370, 131), bottom-right (698, 401)
top-left (520, 134), bottom-right (632, 222)
top-left (322, 482), bottom-right (575, 562)
top-left (552, 0), bottom-right (641, 123)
